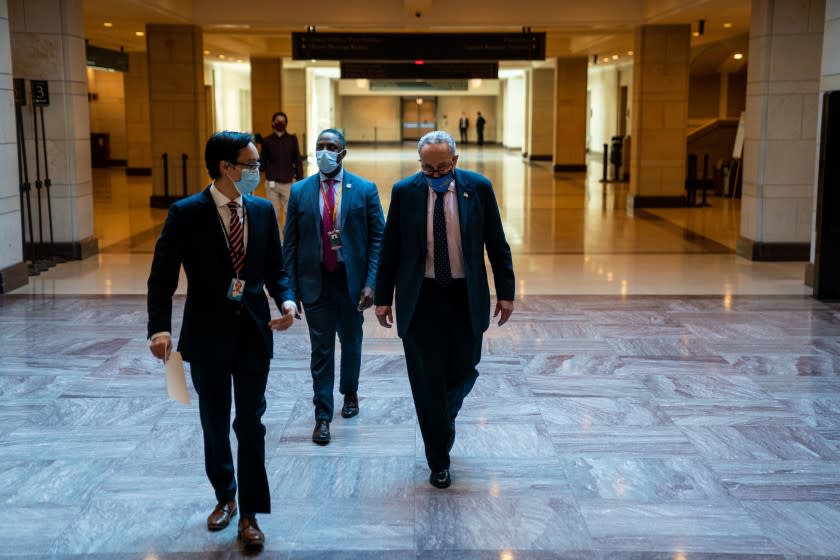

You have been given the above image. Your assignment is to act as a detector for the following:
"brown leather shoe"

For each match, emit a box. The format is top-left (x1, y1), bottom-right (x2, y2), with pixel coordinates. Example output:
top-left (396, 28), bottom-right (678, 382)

top-left (312, 419), bottom-right (331, 444)
top-left (207, 500), bottom-right (237, 531)
top-left (341, 392), bottom-right (359, 418)
top-left (238, 515), bottom-right (265, 549)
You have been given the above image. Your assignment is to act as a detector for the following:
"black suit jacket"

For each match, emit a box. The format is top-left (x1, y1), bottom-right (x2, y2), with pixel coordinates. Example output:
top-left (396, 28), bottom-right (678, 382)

top-left (147, 186), bottom-right (294, 365)
top-left (374, 168), bottom-right (515, 339)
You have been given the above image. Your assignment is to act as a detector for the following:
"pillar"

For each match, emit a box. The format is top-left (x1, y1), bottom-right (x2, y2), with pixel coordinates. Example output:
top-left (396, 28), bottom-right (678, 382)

top-left (738, 0), bottom-right (824, 261)
top-left (147, 24), bottom-right (207, 207)
top-left (0, 0), bottom-right (25, 292)
top-left (627, 24), bottom-right (691, 208)
top-left (250, 57), bottom-right (283, 139)
top-left (125, 51), bottom-right (151, 175)
top-left (553, 57), bottom-right (588, 171)
top-left (9, 0), bottom-right (98, 263)
top-left (526, 66), bottom-right (554, 161)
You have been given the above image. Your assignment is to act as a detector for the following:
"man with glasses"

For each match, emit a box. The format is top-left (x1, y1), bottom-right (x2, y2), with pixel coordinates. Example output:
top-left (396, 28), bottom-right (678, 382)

top-left (283, 128), bottom-right (385, 445)
top-left (374, 130), bottom-right (514, 488)
top-left (148, 131), bottom-right (297, 549)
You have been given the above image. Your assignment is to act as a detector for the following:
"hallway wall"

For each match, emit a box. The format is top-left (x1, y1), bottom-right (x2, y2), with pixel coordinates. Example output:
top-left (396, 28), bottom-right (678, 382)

top-left (87, 68), bottom-right (126, 163)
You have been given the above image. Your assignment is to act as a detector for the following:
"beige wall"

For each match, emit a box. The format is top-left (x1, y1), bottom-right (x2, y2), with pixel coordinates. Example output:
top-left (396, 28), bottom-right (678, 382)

top-left (340, 96), bottom-right (400, 142)
top-left (87, 68), bottom-right (127, 162)
top-left (689, 72), bottom-right (747, 119)
top-left (437, 96), bottom-right (497, 144)
top-left (250, 57), bottom-right (282, 139)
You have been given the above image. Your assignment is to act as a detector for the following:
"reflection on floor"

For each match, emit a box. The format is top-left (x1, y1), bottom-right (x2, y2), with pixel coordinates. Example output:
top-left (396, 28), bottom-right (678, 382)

top-left (2, 145), bottom-right (835, 559)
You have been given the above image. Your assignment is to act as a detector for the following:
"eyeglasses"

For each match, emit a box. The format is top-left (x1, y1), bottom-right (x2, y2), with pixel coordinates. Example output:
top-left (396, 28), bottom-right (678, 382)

top-left (231, 161), bottom-right (261, 172)
top-left (420, 162), bottom-right (454, 175)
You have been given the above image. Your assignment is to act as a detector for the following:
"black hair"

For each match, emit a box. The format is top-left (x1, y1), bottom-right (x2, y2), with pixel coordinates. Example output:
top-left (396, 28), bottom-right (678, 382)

top-left (271, 112), bottom-right (288, 123)
top-left (318, 128), bottom-right (346, 150)
top-left (204, 131), bottom-right (254, 179)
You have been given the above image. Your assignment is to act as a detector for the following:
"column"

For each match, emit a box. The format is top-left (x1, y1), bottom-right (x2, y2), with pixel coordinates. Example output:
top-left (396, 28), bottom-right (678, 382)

top-left (553, 57), bottom-right (588, 171)
top-left (9, 0), bottom-right (98, 262)
top-left (125, 51), bottom-right (151, 175)
top-left (282, 67), bottom-right (307, 155)
top-left (627, 24), bottom-right (691, 208)
top-left (526, 66), bottom-right (554, 161)
top-left (0, 1), bottom-right (25, 292)
top-left (738, 0), bottom-right (823, 261)
top-left (250, 57), bottom-right (283, 139)
top-left (147, 24), bottom-right (207, 207)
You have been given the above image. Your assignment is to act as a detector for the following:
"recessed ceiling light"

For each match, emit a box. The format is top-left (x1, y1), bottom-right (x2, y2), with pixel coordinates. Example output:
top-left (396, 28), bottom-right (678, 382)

top-left (135, 31), bottom-right (145, 37)
top-left (103, 22), bottom-right (113, 28)
top-left (204, 50), bottom-right (210, 55)
top-left (612, 54), bottom-right (619, 60)
top-left (627, 50), bottom-right (633, 55)
top-left (734, 53), bottom-right (743, 59)
top-left (723, 22), bottom-right (733, 28)
top-left (219, 54), bottom-right (226, 59)
top-left (692, 31), bottom-right (700, 37)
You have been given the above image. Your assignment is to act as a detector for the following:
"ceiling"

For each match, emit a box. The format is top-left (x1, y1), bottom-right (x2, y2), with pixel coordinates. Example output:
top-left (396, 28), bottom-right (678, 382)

top-left (82, 0), bottom-right (751, 70)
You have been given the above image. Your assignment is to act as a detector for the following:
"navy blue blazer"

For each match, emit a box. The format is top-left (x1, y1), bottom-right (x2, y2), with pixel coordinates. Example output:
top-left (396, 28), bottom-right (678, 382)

top-left (374, 168), bottom-right (515, 339)
top-left (283, 171), bottom-right (385, 305)
top-left (147, 187), bottom-right (294, 365)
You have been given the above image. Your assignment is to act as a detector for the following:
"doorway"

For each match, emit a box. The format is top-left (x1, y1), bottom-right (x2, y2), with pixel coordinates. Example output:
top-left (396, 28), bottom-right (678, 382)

top-left (402, 97), bottom-right (437, 141)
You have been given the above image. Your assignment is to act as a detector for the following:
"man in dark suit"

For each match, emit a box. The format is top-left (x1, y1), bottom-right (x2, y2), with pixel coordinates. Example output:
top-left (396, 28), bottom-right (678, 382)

top-left (374, 130), bottom-right (514, 489)
top-left (147, 131), bottom-right (297, 549)
top-left (458, 112), bottom-right (469, 144)
top-left (283, 128), bottom-right (385, 445)
top-left (476, 111), bottom-right (486, 146)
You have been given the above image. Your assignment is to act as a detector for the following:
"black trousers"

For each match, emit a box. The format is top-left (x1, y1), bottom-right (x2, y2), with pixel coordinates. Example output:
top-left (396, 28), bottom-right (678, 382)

top-left (402, 279), bottom-right (481, 472)
top-left (189, 310), bottom-right (271, 515)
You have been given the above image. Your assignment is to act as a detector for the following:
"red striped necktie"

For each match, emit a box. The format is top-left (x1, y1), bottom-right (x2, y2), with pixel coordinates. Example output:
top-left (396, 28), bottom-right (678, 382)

top-left (227, 201), bottom-right (244, 275)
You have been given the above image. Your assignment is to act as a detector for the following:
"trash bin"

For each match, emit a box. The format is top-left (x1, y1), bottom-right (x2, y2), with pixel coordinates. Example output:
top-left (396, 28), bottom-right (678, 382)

top-left (610, 135), bottom-right (624, 180)
top-left (90, 133), bottom-right (110, 168)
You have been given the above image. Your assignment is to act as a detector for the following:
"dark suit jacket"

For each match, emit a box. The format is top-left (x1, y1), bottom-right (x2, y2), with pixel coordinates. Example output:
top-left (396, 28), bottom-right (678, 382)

top-left (374, 168), bottom-right (515, 339)
top-left (283, 171), bottom-right (385, 305)
top-left (147, 187), bottom-right (294, 365)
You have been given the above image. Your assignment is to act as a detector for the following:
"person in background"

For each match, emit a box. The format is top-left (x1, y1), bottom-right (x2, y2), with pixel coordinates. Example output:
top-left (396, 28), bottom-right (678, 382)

top-left (476, 111), bottom-right (486, 146)
top-left (374, 130), bottom-right (514, 489)
top-left (260, 111), bottom-right (304, 227)
top-left (458, 112), bottom-right (469, 145)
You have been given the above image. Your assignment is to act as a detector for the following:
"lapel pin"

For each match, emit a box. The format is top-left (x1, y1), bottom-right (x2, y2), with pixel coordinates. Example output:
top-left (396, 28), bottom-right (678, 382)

top-left (346, 183), bottom-right (352, 189)
top-left (464, 192), bottom-right (469, 198)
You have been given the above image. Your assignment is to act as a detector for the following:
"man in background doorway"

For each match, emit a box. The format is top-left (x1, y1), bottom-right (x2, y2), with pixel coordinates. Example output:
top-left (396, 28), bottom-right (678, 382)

top-left (458, 112), bottom-right (469, 144)
top-left (260, 111), bottom-right (304, 227)
top-left (476, 111), bottom-right (486, 146)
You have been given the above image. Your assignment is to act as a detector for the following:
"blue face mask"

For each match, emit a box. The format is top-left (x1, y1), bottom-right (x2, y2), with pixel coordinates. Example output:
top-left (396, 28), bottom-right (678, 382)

top-left (427, 172), bottom-right (453, 193)
top-left (316, 150), bottom-right (341, 174)
top-left (233, 169), bottom-right (260, 196)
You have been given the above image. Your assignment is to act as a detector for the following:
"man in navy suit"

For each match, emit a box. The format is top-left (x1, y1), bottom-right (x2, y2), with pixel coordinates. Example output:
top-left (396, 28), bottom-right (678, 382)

top-left (374, 130), bottom-right (514, 489)
top-left (283, 129), bottom-right (385, 445)
top-left (147, 131), bottom-right (297, 549)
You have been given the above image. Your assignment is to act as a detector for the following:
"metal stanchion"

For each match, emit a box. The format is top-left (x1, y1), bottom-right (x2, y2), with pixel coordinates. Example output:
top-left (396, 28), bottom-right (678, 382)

top-left (31, 96), bottom-right (52, 271)
top-left (162, 153), bottom-right (170, 198)
top-left (39, 104), bottom-right (64, 263)
top-left (15, 97), bottom-right (39, 276)
top-left (181, 153), bottom-right (188, 197)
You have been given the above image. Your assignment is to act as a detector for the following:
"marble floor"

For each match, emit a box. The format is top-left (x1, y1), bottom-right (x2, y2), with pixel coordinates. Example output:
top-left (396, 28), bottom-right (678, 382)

top-left (2, 146), bottom-right (838, 559)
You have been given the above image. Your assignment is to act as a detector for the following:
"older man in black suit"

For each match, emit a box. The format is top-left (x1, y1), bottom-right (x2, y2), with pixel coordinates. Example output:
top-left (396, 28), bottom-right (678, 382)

top-left (374, 130), bottom-right (515, 489)
top-left (147, 131), bottom-right (297, 549)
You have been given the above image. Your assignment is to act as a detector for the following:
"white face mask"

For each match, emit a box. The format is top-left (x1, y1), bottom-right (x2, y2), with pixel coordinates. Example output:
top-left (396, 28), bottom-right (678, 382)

top-left (316, 150), bottom-right (341, 174)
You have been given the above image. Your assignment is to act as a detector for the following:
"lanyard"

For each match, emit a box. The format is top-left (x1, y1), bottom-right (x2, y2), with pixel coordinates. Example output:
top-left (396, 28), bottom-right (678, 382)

top-left (320, 180), bottom-right (342, 228)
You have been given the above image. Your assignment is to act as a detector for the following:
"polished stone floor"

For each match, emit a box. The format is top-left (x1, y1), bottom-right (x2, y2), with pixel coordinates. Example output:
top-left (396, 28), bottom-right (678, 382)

top-left (2, 145), bottom-right (837, 559)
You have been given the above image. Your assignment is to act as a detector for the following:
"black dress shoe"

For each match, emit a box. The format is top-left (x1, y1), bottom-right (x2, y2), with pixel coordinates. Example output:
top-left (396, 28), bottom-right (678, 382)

top-left (429, 469), bottom-right (451, 488)
top-left (341, 392), bottom-right (359, 418)
top-left (448, 421), bottom-right (456, 452)
top-left (312, 419), bottom-right (331, 444)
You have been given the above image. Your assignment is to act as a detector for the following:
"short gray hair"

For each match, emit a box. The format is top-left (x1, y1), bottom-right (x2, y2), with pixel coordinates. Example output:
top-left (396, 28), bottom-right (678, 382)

top-left (417, 131), bottom-right (457, 156)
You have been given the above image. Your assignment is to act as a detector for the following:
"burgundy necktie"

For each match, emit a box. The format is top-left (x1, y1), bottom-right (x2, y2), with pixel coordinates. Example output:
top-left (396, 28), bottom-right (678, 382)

top-left (322, 179), bottom-right (337, 272)
top-left (227, 201), bottom-right (244, 275)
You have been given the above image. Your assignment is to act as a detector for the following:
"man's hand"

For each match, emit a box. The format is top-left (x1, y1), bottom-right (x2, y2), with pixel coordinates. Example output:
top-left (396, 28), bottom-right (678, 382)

top-left (375, 305), bottom-right (393, 328)
top-left (357, 287), bottom-right (374, 311)
top-left (493, 300), bottom-right (514, 326)
top-left (149, 334), bottom-right (172, 362)
top-left (269, 301), bottom-right (297, 331)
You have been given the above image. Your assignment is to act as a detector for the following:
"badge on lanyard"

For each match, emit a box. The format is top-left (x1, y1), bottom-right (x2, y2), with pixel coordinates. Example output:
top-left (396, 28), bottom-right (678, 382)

top-left (227, 278), bottom-right (245, 301)
top-left (328, 229), bottom-right (343, 249)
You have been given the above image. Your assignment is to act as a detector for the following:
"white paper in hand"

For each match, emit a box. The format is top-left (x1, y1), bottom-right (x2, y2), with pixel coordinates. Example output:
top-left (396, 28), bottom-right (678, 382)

top-left (165, 351), bottom-right (190, 404)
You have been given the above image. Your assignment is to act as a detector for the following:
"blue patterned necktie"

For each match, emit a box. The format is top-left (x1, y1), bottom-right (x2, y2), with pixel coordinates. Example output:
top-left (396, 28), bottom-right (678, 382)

top-left (433, 191), bottom-right (452, 287)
